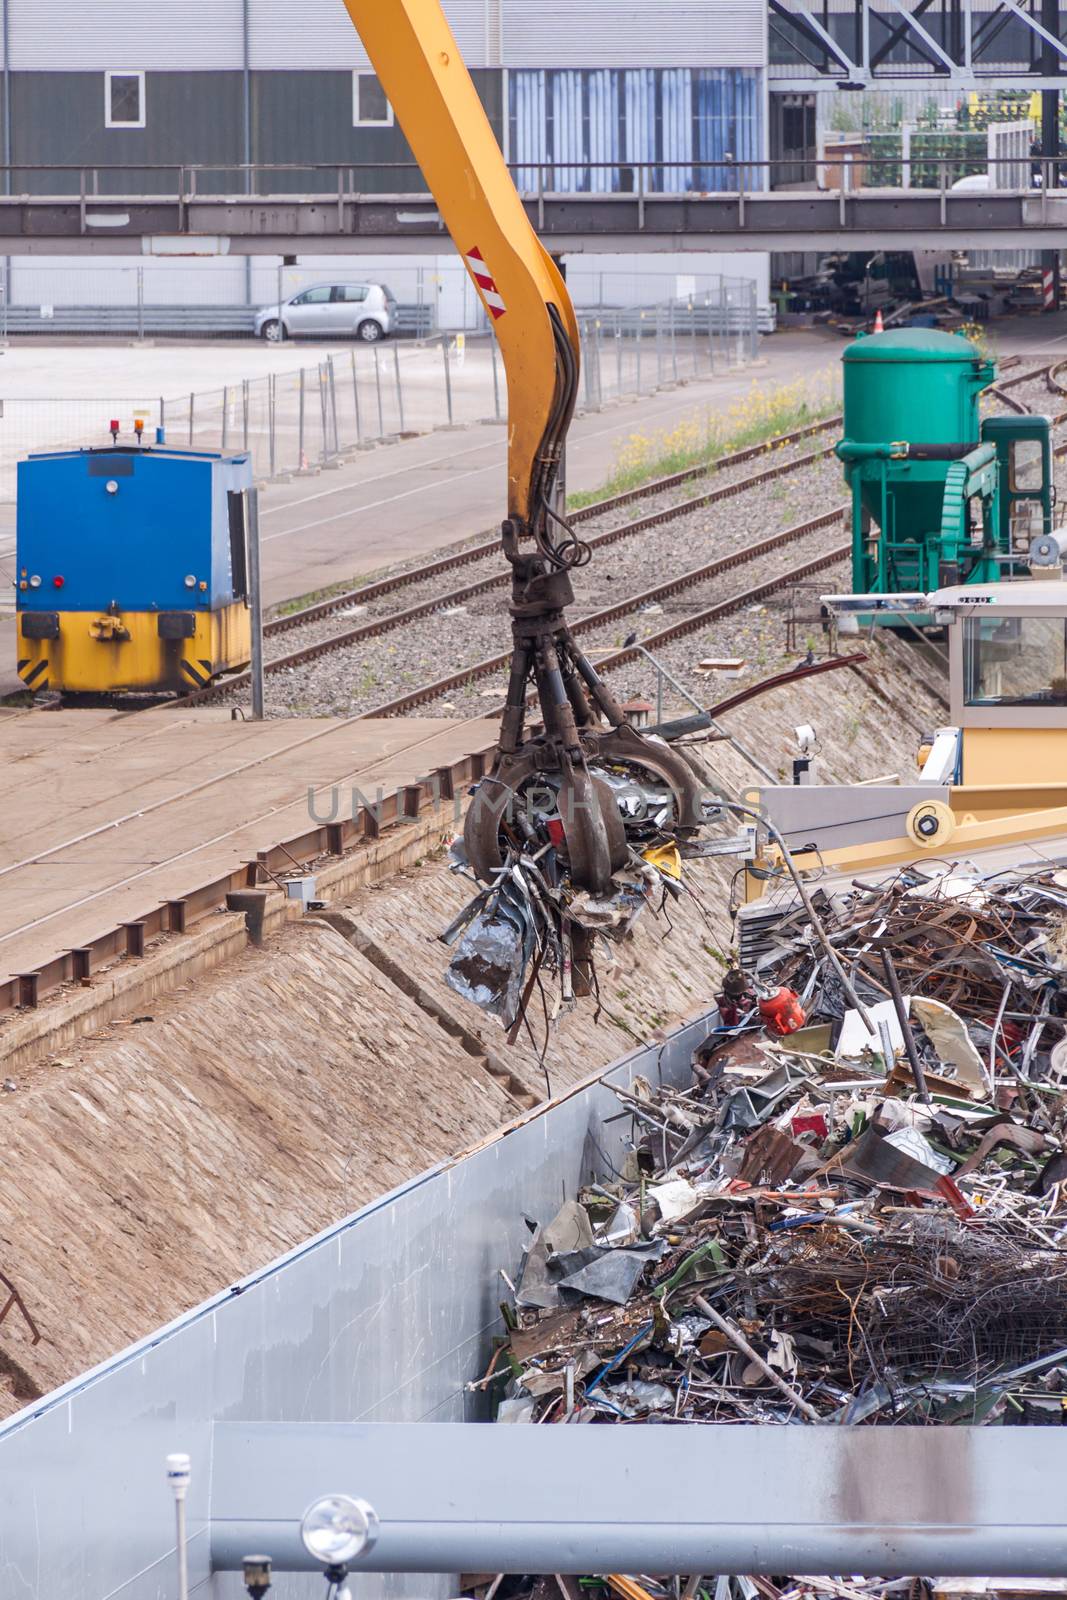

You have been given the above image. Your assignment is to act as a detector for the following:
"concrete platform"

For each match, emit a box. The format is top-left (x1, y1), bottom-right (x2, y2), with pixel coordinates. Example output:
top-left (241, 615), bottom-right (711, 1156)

top-left (0, 706), bottom-right (497, 991)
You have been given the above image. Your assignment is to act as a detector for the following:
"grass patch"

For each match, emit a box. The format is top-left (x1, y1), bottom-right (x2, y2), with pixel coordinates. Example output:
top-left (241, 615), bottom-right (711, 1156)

top-left (273, 568), bottom-right (392, 616)
top-left (566, 369), bottom-right (840, 510)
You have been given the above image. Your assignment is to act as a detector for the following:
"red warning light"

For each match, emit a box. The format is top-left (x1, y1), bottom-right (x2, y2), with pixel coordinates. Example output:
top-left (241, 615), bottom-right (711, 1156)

top-left (53, 575), bottom-right (65, 589)
top-left (109, 419), bottom-right (120, 444)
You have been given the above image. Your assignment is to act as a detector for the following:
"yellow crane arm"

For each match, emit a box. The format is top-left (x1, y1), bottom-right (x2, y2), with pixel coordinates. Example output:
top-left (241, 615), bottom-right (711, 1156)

top-left (339, 0), bottom-right (580, 530)
top-left (337, 0), bottom-right (700, 905)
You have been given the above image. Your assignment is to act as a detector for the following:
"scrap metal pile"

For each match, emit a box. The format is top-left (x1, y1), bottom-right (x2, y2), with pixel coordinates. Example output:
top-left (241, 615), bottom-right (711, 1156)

top-left (437, 658), bottom-right (867, 1037)
top-left (440, 764), bottom-right (698, 1038)
top-left (488, 861), bottom-right (1067, 1429)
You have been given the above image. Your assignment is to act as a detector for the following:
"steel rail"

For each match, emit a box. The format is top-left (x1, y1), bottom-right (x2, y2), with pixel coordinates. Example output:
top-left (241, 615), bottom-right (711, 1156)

top-left (190, 358), bottom-right (1067, 715)
top-left (2, 361), bottom-right (1054, 1015)
top-left (193, 357), bottom-right (1057, 701)
top-left (256, 414), bottom-right (846, 642)
top-left (0, 498), bottom-right (928, 1017)
top-left (263, 354), bottom-right (1046, 645)
top-left (179, 446), bottom-right (842, 705)
top-left (987, 382), bottom-right (1032, 415)
top-left (360, 507), bottom-right (851, 718)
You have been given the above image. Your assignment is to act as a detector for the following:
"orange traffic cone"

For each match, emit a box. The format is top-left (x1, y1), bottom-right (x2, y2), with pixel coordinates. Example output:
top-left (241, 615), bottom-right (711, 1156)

top-left (873, 308), bottom-right (884, 334)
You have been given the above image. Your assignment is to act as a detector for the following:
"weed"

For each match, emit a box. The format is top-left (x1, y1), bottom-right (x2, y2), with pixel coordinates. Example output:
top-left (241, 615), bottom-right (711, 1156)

top-left (566, 370), bottom-right (840, 509)
top-left (274, 569), bottom-right (391, 615)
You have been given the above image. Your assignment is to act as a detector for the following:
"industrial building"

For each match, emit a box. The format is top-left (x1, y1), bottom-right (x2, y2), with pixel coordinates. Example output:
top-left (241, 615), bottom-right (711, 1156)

top-left (0, 0), bottom-right (773, 324)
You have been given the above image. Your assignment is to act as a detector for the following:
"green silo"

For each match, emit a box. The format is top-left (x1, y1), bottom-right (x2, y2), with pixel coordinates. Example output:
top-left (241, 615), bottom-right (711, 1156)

top-left (836, 328), bottom-right (1006, 599)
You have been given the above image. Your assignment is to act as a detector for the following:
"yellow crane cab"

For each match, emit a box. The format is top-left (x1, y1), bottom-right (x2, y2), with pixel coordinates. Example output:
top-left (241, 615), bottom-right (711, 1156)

top-left (743, 575), bottom-right (1067, 899)
top-left (930, 575), bottom-right (1067, 788)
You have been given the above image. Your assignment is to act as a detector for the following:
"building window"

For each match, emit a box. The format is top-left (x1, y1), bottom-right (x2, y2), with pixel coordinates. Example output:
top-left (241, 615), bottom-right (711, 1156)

top-left (105, 71), bottom-right (145, 129)
top-left (353, 72), bottom-right (393, 128)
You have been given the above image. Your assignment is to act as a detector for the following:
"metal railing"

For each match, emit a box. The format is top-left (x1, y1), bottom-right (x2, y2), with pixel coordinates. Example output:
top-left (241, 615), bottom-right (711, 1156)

top-left (0, 154), bottom-right (1061, 199)
top-left (0, 289), bottom-right (762, 502)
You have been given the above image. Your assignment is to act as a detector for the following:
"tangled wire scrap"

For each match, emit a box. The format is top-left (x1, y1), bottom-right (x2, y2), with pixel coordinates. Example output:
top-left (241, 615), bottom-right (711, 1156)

top-left (482, 862), bottom-right (1067, 1433)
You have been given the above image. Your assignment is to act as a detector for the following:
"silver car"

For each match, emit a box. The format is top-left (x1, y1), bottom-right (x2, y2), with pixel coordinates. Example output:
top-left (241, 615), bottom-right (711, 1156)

top-left (255, 281), bottom-right (398, 343)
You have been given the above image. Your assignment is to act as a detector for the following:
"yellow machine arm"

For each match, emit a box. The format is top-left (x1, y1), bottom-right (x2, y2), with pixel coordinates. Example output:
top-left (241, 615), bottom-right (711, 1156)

top-left (339, 0), bottom-right (580, 531)
top-left (338, 0), bottom-right (703, 900)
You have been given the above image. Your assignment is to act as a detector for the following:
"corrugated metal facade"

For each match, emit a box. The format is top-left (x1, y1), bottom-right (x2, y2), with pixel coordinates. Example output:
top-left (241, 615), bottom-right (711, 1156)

top-left (510, 68), bottom-right (762, 191)
top-left (247, 0), bottom-right (491, 71)
top-left (8, 1), bottom-right (245, 71)
top-left (3, 0), bottom-right (768, 73)
top-left (0, 68), bottom-right (501, 192)
top-left (11, 72), bottom-right (244, 188)
top-left (502, 0), bottom-right (766, 68)
top-left (252, 68), bottom-right (502, 188)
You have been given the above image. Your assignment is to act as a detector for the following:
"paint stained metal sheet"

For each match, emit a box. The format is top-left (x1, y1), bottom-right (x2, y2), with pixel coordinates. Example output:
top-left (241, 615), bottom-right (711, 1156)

top-left (510, 68), bottom-right (548, 189)
top-left (696, 68), bottom-right (762, 188)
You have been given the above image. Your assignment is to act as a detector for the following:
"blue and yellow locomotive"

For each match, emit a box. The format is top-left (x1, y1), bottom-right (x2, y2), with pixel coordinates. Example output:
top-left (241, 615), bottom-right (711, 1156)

top-left (15, 433), bottom-right (253, 696)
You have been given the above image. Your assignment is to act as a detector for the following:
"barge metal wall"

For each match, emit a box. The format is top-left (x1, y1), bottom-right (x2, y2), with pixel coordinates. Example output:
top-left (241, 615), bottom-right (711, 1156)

top-left (0, 1013), bottom-right (710, 1599)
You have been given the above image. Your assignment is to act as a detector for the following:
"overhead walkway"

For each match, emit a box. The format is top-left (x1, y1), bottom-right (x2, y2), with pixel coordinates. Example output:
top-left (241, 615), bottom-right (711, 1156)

top-left (7, 160), bottom-right (1067, 254)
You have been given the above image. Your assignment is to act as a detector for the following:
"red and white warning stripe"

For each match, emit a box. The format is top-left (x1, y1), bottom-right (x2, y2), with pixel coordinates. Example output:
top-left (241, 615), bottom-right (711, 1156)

top-left (465, 245), bottom-right (507, 320)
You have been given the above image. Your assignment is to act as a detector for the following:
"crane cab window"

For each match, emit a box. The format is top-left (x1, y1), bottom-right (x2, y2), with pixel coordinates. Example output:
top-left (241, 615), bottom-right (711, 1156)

top-left (964, 615), bottom-right (1067, 706)
top-left (1010, 437), bottom-right (1044, 492)
top-left (353, 72), bottom-right (393, 128)
top-left (105, 72), bottom-right (145, 129)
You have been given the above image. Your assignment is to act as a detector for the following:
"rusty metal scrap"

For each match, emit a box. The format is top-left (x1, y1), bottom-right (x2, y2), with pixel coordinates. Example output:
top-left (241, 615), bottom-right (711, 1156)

top-left (464, 862), bottom-right (1067, 1600)
top-left (485, 862), bottom-right (1067, 1437)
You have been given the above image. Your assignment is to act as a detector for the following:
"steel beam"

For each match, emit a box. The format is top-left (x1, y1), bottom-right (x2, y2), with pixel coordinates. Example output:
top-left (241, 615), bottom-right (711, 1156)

top-left (771, 0), bottom-right (1067, 85)
top-left (768, 0), bottom-right (861, 76)
top-left (881, 0), bottom-right (962, 72)
top-left (0, 187), bottom-right (1058, 253)
top-left (771, 71), bottom-right (1067, 88)
top-left (209, 1422), bottom-right (1067, 1575)
top-left (996, 0), bottom-right (1067, 58)
top-left (870, 0), bottom-right (939, 73)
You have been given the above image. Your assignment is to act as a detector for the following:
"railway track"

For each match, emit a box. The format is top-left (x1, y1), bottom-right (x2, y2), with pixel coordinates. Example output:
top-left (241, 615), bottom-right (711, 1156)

top-left (181, 363), bottom-right (1049, 713)
top-left (254, 355), bottom-right (1052, 647)
top-left (167, 354), bottom-right (1065, 716)
top-left (0, 354), bottom-right (1054, 1020)
top-left (5, 357), bottom-right (1057, 727)
top-left (362, 509), bottom-right (852, 718)
top-left (262, 414), bottom-right (845, 638)
top-left (182, 441), bottom-right (840, 703)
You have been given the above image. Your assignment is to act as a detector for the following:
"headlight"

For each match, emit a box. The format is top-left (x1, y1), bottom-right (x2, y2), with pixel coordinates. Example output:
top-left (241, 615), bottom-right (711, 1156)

top-left (184, 574), bottom-right (197, 588)
top-left (28, 575), bottom-right (41, 589)
top-left (300, 1494), bottom-right (379, 1566)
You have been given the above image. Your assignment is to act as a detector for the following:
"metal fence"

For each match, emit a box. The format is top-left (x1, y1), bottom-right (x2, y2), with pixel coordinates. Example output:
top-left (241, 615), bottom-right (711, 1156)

top-left (0, 285), bottom-right (761, 501)
top-left (0, 259), bottom-right (771, 338)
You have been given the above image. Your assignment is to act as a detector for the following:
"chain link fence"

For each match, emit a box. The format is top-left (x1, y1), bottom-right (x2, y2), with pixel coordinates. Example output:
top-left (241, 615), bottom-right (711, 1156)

top-left (0, 259), bottom-right (772, 338)
top-left (0, 282), bottom-right (760, 501)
